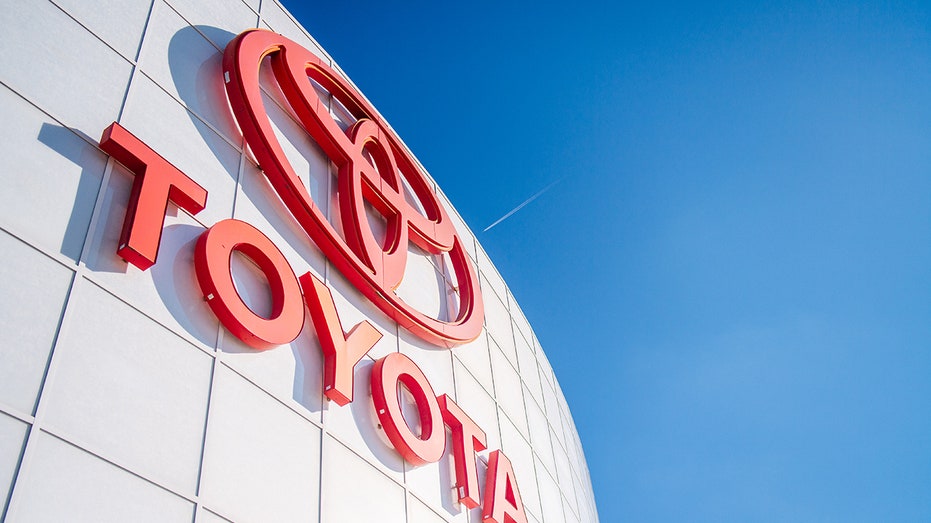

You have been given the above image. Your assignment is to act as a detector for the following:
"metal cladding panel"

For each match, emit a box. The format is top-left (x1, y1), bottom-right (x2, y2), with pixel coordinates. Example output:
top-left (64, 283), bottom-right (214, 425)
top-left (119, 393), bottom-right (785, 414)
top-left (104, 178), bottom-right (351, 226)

top-left (0, 0), bottom-right (598, 522)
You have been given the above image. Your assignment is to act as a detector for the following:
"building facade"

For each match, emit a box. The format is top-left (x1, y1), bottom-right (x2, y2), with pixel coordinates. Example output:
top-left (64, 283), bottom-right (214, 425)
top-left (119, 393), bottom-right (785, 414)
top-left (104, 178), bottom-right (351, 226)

top-left (0, 1), bottom-right (598, 522)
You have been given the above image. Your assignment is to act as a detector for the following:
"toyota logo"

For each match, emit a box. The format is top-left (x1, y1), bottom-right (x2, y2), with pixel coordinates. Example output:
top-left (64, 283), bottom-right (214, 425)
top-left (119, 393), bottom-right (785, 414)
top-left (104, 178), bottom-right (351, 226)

top-left (222, 29), bottom-right (483, 346)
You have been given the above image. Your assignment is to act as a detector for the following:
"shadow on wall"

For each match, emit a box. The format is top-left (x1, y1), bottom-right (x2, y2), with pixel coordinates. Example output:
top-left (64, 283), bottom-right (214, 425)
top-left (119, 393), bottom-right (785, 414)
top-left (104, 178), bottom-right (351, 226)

top-left (149, 223), bottom-right (222, 348)
top-left (348, 359), bottom-right (406, 475)
top-left (36, 123), bottom-right (106, 263)
top-left (168, 25), bottom-right (240, 172)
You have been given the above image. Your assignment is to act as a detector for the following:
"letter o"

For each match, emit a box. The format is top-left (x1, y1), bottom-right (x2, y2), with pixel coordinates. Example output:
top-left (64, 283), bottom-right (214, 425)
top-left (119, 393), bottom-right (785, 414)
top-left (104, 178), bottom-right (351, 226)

top-left (371, 353), bottom-right (445, 465)
top-left (194, 219), bottom-right (304, 349)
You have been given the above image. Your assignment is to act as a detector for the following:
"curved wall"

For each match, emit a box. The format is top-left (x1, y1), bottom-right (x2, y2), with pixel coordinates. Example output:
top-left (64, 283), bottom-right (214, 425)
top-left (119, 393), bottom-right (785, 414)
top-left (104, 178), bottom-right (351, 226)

top-left (0, 1), bottom-right (598, 522)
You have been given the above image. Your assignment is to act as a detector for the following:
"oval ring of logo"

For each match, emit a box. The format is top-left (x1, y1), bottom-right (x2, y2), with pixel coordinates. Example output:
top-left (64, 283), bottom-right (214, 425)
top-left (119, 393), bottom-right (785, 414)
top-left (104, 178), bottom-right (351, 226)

top-left (222, 29), bottom-right (483, 347)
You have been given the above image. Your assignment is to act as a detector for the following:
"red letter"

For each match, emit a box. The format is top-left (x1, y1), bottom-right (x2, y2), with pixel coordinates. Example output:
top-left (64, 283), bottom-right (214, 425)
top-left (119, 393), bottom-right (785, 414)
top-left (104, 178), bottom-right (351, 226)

top-left (194, 219), bottom-right (304, 349)
top-left (299, 272), bottom-right (382, 405)
top-left (439, 394), bottom-right (487, 509)
top-left (482, 450), bottom-right (528, 523)
top-left (99, 122), bottom-right (207, 270)
top-left (371, 353), bottom-right (445, 466)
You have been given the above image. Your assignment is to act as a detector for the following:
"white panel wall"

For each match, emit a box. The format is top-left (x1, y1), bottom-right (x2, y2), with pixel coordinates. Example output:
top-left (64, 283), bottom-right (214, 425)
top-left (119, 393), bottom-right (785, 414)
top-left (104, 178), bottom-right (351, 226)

top-left (0, 0), bottom-right (598, 522)
top-left (11, 432), bottom-right (195, 522)
top-left (0, 232), bottom-right (73, 415)
top-left (0, 413), bottom-right (27, 516)
top-left (200, 365), bottom-right (321, 522)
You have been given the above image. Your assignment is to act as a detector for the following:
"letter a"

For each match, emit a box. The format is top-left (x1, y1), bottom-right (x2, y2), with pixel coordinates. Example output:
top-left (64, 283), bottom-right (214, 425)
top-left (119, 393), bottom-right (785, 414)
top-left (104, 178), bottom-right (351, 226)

top-left (482, 450), bottom-right (528, 523)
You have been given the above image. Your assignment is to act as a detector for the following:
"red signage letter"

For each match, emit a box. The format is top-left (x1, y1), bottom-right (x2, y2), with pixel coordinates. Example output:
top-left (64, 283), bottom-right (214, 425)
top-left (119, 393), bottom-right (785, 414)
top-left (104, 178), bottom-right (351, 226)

top-left (482, 450), bottom-right (528, 523)
top-left (439, 394), bottom-right (487, 509)
top-left (194, 219), bottom-right (304, 349)
top-left (299, 272), bottom-right (382, 405)
top-left (99, 122), bottom-right (207, 270)
top-left (371, 353), bottom-right (445, 465)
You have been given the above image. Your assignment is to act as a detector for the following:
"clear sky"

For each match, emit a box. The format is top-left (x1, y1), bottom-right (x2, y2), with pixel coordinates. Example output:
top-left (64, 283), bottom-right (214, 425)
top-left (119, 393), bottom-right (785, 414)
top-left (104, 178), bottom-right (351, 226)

top-left (283, 1), bottom-right (931, 521)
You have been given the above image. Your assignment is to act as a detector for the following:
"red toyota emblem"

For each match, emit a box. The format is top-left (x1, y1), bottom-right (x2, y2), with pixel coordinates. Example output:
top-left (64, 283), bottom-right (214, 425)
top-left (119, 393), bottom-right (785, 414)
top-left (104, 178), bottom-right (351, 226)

top-left (222, 29), bottom-right (483, 346)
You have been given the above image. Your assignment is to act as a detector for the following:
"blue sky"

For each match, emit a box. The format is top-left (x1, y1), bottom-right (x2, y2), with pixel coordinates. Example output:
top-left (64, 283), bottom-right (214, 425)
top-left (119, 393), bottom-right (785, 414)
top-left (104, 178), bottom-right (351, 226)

top-left (284, 2), bottom-right (931, 521)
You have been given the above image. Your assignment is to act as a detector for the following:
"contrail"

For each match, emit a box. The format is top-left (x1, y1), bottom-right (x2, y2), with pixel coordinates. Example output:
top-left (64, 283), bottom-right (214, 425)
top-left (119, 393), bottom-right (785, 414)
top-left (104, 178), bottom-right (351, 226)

top-left (483, 178), bottom-right (564, 232)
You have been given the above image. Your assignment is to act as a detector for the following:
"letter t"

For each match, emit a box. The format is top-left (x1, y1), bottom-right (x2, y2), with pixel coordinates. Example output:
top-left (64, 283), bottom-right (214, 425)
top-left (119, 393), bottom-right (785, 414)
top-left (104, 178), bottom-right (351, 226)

top-left (99, 122), bottom-right (207, 270)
